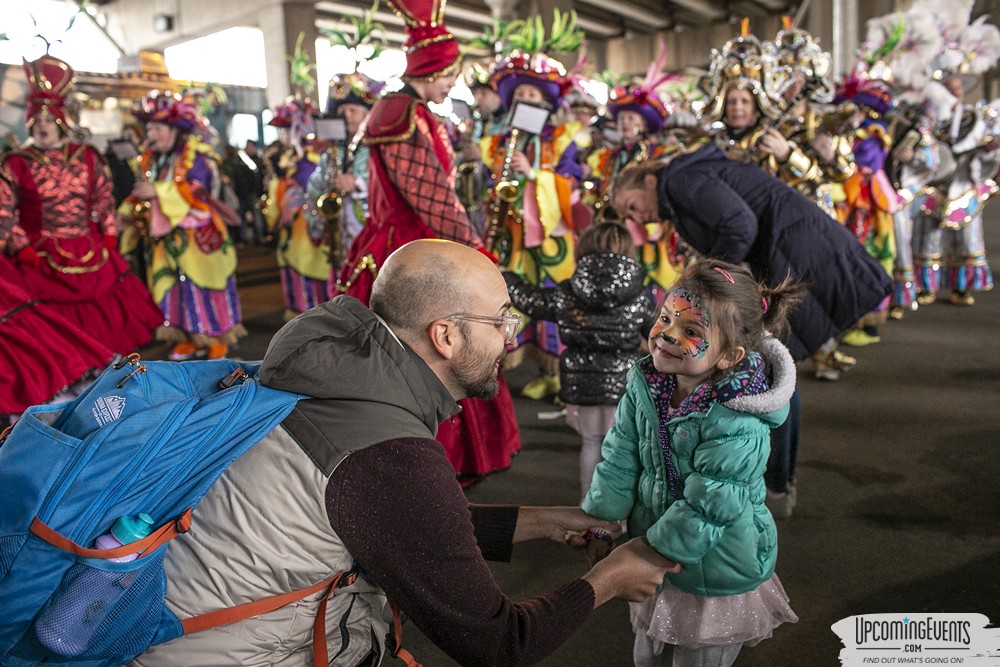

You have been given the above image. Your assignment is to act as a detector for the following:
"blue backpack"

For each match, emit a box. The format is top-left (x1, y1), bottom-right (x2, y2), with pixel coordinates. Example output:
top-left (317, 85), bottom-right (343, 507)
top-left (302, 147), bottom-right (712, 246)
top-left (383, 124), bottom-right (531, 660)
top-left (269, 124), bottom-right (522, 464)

top-left (0, 355), bottom-right (313, 665)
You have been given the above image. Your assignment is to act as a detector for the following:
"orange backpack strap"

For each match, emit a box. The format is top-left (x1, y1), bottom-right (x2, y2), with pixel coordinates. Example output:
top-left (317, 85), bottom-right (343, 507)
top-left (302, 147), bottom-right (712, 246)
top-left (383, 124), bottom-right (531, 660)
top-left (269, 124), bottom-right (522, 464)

top-left (180, 572), bottom-right (343, 635)
top-left (388, 599), bottom-right (423, 667)
top-left (29, 509), bottom-right (193, 560)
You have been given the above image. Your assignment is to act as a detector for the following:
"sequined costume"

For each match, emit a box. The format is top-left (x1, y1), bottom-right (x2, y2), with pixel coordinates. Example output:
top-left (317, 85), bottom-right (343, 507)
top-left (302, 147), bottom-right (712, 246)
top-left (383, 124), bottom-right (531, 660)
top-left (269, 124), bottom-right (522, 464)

top-left (483, 49), bottom-right (587, 369)
top-left (0, 143), bottom-right (162, 355)
top-left (886, 111), bottom-right (943, 312)
top-left (836, 119), bottom-right (898, 276)
top-left (305, 144), bottom-right (370, 277)
top-left (483, 122), bottom-right (582, 362)
top-left (129, 126), bottom-right (244, 348)
top-left (265, 100), bottom-right (331, 320)
top-left (336, 1), bottom-right (519, 486)
top-left (337, 89), bottom-right (483, 299)
top-left (1, 55), bottom-right (161, 357)
top-left (305, 71), bottom-right (378, 288)
top-left (912, 102), bottom-right (998, 299)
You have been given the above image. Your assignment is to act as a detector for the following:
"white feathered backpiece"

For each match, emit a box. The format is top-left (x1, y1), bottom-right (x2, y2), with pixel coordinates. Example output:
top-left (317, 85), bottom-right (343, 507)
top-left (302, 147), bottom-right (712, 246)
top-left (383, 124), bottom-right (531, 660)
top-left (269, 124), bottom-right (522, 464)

top-left (962, 15), bottom-right (1000, 74)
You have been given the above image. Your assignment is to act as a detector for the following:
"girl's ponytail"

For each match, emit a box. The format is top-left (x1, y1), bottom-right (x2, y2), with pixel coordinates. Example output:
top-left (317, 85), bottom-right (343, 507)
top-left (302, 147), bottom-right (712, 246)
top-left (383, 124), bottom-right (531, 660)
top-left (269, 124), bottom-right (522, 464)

top-left (760, 274), bottom-right (807, 344)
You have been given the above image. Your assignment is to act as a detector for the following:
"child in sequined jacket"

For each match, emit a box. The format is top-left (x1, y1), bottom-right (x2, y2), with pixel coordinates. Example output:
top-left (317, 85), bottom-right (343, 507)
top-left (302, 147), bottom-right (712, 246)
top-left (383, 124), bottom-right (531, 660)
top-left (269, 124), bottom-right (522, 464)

top-left (504, 222), bottom-right (656, 499)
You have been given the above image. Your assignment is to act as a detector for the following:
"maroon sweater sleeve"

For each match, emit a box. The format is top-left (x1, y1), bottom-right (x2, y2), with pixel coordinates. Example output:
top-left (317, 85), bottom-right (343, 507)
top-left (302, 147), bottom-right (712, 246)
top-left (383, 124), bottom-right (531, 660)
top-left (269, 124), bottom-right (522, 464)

top-left (326, 438), bottom-right (595, 666)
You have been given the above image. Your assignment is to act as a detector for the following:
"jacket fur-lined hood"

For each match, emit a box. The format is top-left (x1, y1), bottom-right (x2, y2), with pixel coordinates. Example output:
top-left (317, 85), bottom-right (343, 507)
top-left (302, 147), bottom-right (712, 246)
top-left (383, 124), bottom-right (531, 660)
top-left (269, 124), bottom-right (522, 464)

top-left (722, 336), bottom-right (796, 422)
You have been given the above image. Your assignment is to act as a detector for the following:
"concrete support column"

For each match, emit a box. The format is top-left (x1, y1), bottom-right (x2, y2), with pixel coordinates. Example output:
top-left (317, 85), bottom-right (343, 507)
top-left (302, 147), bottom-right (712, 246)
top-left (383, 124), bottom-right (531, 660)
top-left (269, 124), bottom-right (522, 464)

top-left (482, 0), bottom-right (519, 21)
top-left (261, 1), bottom-right (318, 108)
top-left (830, 0), bottom-right (858, 78)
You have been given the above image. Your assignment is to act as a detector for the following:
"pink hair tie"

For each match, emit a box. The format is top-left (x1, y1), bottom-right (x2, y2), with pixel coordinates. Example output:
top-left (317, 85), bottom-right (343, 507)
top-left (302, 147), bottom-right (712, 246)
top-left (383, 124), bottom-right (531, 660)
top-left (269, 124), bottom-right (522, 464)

top-left (713, 267), bottom-right (735, 283)
top-left (761, 296), bottom-right (769, 313)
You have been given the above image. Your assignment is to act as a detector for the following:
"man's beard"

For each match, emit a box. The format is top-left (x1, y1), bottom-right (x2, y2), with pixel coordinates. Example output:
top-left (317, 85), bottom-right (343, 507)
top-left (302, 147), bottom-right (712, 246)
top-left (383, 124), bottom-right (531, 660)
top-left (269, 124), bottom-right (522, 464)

top-left (452, 340), bottom-right (503, 400)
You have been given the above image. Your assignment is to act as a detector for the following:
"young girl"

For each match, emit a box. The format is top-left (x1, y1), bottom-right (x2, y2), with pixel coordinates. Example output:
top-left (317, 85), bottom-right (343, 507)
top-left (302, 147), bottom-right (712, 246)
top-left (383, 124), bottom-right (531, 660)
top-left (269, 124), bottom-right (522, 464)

top-left (504, 222), bottom-right (656, 499)
top-left (582, 259), bottom-right (803, 666)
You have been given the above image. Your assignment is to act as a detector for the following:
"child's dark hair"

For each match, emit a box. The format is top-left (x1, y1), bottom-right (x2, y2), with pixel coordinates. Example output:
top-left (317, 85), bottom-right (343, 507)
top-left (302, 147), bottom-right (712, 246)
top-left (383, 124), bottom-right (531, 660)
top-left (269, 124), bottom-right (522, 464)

top-left (669, 258), bottom-right (806, 356)
top-left (575, 221), bottom-right (634, 260)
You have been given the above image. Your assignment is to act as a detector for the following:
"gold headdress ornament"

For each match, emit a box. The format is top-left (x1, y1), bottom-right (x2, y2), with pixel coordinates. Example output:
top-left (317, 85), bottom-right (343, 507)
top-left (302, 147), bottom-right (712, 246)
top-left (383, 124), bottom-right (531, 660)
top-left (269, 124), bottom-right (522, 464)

top-left (772, 16), bottom-right (834, 103)
top-left (699, 17), bottom-right (784, 122)
top-left (464, 61), bottom-right (493, 89)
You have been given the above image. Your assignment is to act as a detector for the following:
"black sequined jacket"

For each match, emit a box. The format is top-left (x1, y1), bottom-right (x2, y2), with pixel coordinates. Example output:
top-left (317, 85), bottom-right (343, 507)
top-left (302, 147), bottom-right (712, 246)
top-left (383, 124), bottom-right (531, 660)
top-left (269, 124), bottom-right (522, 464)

top-left (504, 253), bottom-right (656, 406)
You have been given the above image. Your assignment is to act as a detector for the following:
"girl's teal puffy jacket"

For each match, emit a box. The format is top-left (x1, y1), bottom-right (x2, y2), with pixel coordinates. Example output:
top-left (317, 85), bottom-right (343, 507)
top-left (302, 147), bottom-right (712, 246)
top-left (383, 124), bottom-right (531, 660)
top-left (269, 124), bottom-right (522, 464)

top-left (582, 336), bottom-right (796, 596)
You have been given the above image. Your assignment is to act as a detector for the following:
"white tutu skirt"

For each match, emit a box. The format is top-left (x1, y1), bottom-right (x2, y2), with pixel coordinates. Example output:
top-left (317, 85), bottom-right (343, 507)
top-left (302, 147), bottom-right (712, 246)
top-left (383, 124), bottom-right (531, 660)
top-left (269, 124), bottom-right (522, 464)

top-left (565, 404), bottom-right (617, 438)
top-left (630, 573), bottom-right (798, 650)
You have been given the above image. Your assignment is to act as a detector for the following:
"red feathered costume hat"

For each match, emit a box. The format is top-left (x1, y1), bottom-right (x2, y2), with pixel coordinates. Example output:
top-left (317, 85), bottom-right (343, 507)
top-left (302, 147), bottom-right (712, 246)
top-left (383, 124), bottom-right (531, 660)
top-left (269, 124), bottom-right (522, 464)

top-left (388, 0), bottom-right (460, 79)
top-left (23, 55), bottom-right (75, 131)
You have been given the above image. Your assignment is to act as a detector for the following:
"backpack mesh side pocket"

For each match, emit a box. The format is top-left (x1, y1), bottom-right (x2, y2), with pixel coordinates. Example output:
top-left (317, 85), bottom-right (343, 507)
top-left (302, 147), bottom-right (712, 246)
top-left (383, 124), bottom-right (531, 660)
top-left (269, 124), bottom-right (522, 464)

top-left (12, 546), bottom-right (167, 664)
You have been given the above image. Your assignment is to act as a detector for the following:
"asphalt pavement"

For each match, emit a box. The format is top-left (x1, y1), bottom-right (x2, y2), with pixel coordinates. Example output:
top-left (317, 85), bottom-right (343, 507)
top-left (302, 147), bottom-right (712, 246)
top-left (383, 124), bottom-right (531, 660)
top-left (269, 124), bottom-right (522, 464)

top-left (164, 210), bottom-right (1000, 666)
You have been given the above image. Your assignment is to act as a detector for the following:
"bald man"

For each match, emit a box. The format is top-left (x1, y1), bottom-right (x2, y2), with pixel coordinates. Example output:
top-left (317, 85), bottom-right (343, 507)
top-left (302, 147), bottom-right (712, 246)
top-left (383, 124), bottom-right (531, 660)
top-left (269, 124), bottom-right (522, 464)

top-left (134, 239), bottom-right (676, 667)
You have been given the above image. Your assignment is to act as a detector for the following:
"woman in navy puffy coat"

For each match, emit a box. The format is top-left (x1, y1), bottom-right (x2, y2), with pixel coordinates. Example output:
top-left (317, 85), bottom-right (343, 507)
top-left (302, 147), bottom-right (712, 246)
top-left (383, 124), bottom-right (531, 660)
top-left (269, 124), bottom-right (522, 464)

top-left (613, 141), bottom-right (892, 517)
top-left (614, 142), bottom-right (891, 361)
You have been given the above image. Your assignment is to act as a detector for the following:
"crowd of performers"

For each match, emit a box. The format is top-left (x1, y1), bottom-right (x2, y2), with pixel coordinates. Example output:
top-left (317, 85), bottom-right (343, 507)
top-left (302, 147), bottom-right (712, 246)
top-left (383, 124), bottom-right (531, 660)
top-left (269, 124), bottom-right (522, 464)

top-left (3, 1), bottom-right (999, 494)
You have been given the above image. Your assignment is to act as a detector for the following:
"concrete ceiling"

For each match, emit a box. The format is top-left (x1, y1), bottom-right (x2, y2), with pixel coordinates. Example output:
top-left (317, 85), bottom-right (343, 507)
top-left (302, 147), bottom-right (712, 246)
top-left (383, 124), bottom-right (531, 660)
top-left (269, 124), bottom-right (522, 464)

top-left (314, 0), bottom-right (791, 48)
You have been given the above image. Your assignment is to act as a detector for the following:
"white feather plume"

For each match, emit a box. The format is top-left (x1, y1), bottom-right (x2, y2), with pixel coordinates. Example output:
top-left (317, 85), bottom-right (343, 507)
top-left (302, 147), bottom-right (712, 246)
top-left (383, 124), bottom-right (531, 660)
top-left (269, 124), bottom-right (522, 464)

top-left (961, 15), bottom-right (1000, 73)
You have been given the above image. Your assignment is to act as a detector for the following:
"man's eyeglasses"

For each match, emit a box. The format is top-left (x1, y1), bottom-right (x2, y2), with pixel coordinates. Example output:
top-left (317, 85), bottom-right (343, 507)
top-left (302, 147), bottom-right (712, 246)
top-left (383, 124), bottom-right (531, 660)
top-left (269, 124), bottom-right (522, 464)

top-left (448, 312), bottom-right (523, 345)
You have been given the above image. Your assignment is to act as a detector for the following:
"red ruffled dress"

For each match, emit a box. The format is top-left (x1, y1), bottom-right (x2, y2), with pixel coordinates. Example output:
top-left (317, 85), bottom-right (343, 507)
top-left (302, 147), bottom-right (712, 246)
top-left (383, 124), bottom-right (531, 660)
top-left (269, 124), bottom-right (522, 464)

top-left (0, 144), bottom-right (163, 355)
top-left (0, 256), bottom-right (113, 415)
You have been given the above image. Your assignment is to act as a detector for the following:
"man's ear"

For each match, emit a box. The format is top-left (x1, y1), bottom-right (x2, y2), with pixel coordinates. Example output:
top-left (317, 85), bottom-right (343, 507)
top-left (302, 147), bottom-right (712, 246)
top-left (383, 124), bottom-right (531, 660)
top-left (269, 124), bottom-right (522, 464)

top-left (716, 345), bottom-right (746, 372)
top-left (427, 319), bottom-right (459, 360)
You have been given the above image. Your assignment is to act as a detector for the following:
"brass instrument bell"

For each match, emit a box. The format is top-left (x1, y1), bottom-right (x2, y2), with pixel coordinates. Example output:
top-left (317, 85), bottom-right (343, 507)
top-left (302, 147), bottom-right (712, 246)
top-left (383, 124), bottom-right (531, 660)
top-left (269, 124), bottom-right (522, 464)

top-left (316, 190), bottom-right (343, 221)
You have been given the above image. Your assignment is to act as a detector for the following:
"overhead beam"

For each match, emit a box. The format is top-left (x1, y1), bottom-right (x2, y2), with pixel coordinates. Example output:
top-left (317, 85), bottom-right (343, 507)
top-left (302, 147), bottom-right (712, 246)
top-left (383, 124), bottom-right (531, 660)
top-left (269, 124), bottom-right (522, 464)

top-left (576, 0), bottom-right (672, 30)
top-left (750, 0), bottom-right (791, 11)
top-left (667, 0), bottom-right (727, 20)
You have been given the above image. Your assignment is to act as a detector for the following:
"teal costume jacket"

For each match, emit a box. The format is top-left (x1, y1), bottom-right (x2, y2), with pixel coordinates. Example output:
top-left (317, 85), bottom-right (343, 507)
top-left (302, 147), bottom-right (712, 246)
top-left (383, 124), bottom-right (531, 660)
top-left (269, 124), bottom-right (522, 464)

top-left (582, 336), bottom-right (796, 596)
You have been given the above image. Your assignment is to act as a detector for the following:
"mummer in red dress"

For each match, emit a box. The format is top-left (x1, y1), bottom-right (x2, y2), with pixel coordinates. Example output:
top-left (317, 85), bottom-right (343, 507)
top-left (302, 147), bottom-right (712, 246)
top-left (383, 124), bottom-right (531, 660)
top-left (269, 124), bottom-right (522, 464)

top-left (336, 0), bottom-right (520, 484)
top-left (0, 55), bottom-right (162, 358)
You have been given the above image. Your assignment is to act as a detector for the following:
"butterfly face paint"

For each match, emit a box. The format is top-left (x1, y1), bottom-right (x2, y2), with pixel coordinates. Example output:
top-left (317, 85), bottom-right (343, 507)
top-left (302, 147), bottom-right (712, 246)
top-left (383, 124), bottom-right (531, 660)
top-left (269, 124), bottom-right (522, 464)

top-left (658, 288), bottom-right (712, 359)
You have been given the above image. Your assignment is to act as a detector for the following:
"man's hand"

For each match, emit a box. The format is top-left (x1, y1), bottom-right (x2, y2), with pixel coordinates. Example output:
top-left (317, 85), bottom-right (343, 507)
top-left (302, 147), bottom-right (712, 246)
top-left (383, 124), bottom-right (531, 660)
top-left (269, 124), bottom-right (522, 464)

top-left (513, 506), bottom-right (621, 544)
top-left (811, 133), bottom-right (836, 163)
top-left (460, 143), bottom-right (481, 162)
top-left (510, 152), bottom-right (532, 176)
top-left (581, 537), bottom-right (681, 607)
top-left (332, 173), bottom-right (357, 193)
top-left (131, 182), bottom-right (156, 201)
top-left (757, 127), bottom-right (792, 162)
top-left (894, 146), bottom-right (915, 164)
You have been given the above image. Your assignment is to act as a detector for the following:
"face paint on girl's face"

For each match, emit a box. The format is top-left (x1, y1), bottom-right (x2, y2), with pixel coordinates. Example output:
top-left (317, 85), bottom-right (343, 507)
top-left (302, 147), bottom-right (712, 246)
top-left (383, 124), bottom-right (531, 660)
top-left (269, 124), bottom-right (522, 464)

top-left (659, 288), bottom-right (711, 359)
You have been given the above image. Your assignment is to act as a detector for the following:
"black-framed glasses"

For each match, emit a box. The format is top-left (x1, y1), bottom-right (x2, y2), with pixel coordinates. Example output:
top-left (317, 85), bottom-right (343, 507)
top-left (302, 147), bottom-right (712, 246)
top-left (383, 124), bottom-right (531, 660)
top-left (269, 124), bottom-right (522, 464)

top-left (448, 312), bottom-right (523, 345)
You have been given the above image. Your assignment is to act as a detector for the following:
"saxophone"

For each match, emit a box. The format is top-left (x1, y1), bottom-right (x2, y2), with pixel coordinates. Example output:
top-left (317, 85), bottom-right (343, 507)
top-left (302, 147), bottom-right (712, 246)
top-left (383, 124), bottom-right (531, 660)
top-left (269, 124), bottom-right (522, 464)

top-left (316, 142), bottom-right (344, 222)
top-left (130, 155), bottom-right (153, 237)
top-left (315, 118), bottom-right (369, 264)
top-left (484, 128), bottom-right (524, 252)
